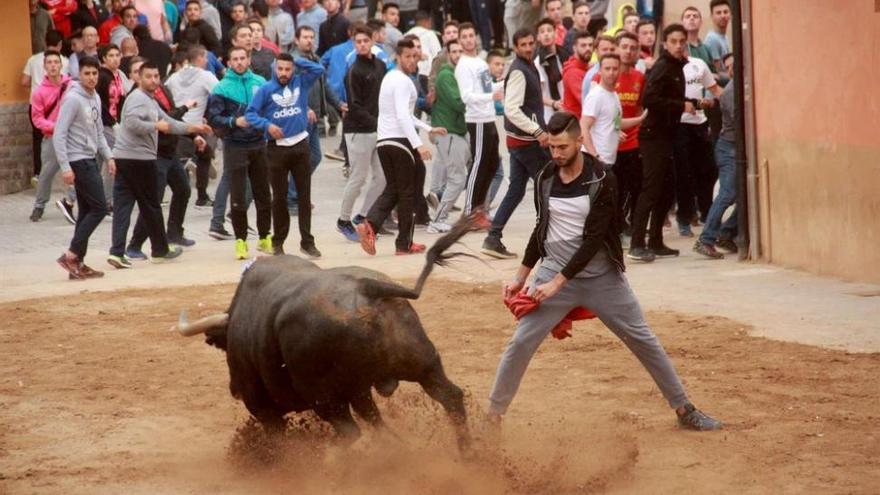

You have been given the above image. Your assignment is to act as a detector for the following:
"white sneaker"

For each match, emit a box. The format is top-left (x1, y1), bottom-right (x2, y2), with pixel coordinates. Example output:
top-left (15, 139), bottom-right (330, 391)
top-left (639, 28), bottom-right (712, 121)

top-left (426, 221), bottom-right (451, 234)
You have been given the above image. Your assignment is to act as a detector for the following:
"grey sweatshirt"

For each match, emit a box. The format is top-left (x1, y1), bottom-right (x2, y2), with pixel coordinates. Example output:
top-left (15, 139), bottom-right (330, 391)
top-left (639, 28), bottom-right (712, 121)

top-left (112, 87), bottom-right (190, 160)
top-left (53, 82), bottom-right (112, 172)
top-left (165, 65), bottom-right (218, 124)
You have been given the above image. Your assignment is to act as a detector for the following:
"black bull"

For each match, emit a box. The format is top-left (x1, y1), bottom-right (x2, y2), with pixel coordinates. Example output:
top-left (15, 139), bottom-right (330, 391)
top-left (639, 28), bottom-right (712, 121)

top-left (173, 215), bottom-right (483, 452)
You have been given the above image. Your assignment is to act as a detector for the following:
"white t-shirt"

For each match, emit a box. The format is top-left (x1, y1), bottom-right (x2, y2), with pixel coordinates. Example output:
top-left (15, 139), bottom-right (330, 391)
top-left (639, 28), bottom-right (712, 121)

top-left (23, 53), bottom-right (70, 95)
top-left (377, 69), bottom-right (432, 147)
top-left (582, 84), bottom-right (622, 166)
top-left (454, 54), bottom-right (499, 124)
top-left (681, 56), bottom-right (717, 125)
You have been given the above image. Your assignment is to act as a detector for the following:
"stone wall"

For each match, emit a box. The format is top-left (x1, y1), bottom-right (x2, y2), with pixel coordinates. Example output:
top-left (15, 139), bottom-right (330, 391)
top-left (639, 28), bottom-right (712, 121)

top-left (0, 103), bottom-right (33, 195)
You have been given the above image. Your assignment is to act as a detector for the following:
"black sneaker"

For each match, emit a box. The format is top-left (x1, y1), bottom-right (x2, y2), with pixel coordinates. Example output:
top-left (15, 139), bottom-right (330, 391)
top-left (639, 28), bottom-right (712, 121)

top-left (649, 244), bottom-right (680, 257)
top-left (56, 199), bottom-right (76, 225)
top-left (273, 245), bottom-right (285, 255)
top-left (677, 403), bottom-right (723, 431)
top-left (481, 237), bottom-right (517, 259)
top-left (208, 227), bottom-right (234, 240)
top-left (195, 197), bottom-right (214, 208)
top-left (627, 247), bottom-right (656, 262)
top-left (169, 236), bottom-right (196, 247)
top-left (352, 214), bottom-right (365, 225)
top-left (693, 240), bottom-right (723, 259)
top-left (716, 239), bottom-right (738, 254)
top-left (29, 207), bottom-right (44, 222)
top-left (151, 246), bottom-right (183, 263)
top-left (300, 244), bottom-right (322, 259)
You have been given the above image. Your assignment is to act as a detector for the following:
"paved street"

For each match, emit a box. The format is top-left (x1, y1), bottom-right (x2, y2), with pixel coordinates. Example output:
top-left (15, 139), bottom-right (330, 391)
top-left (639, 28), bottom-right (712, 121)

top-left (2, 133), bottom-right (878, 352)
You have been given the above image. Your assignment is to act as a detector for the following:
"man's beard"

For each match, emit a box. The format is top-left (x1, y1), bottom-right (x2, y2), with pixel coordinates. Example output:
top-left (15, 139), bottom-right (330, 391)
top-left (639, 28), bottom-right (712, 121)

top-left (554, 151), bottom-right (579, 168)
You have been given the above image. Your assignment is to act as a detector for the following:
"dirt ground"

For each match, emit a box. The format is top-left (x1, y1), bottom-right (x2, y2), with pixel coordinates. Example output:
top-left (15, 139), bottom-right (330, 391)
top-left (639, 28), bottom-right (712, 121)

top-left (1, 278), bottom-right (878, 494)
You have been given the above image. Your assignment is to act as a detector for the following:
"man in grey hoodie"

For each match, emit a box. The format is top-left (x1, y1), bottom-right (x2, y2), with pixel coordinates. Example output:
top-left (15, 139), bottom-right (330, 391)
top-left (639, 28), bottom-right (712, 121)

top-left (166, 44), bottom-right (220, 208)
top-left (54, 56), bottom-right (113, 280)
top-left (106, 61), bottom-right (212, 269)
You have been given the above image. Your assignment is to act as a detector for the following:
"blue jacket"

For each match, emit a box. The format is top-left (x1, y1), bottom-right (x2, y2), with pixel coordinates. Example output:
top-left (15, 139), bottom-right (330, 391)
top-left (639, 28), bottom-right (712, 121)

top-left (245, 58), bottom-right (324, 141)
top-left (321, 39), bottom-right (352, 102)
top-left (206, 68), bottom-right (267, 147)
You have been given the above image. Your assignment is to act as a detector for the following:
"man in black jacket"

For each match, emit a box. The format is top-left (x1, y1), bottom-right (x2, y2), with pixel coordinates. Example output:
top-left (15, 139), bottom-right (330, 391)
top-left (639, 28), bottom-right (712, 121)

top-left (335, 23), bottom-right (386, 242)
top-left (317, 0), bottom-right (350, 56)
top-left (486, 111), bottom-right (722, 432)
top-left (627, 23), bottom-right (696, 262)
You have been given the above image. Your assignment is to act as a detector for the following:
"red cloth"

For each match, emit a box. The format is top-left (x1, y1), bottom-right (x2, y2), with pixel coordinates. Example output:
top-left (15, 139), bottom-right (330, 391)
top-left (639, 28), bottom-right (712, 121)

top-left (504, 292), bottom-right (596, 340)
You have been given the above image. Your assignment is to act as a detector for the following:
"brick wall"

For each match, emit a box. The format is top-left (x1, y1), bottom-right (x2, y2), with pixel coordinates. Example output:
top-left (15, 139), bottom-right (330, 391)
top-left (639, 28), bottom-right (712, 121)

top-left (0, 103), bottom-right (33, 195)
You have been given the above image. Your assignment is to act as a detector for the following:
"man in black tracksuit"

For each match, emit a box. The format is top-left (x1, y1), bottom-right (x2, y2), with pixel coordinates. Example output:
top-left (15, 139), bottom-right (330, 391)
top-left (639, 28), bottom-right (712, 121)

top-left (628, 24), bottom-right (697, 263)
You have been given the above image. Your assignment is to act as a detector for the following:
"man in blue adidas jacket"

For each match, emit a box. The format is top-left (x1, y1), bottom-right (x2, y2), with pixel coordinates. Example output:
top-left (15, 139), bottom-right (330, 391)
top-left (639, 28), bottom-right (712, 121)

top-left (245, 52), bottom-right (324, 258)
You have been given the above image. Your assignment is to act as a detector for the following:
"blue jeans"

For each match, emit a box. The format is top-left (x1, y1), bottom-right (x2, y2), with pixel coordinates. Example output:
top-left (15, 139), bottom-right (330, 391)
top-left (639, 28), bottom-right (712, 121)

top-left (288, 124), bottom-right (321, 207)
top-left (68, 159), bottom-right (108, 260)
top-left (699, 138), bottom-right (738, 245)
top-left (488, 143), bottom-right (548, 240)
top-left (487, 157), bottom-right (504, 206)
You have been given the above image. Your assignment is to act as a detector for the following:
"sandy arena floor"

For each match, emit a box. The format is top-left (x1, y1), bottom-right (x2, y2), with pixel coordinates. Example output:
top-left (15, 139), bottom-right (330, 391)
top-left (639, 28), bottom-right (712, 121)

top-left (1, 278), bottom-right (878, 494)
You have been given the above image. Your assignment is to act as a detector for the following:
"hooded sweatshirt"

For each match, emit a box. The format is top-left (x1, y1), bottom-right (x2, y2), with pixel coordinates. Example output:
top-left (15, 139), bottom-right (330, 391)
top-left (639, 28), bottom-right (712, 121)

top-left (245, 57), bottom-right (324, 145)
top-left (52, 81), bottom-right (113, 172)
top-left (113, 87), bottom-right (190, 160)
top-left (165, 65), bottom-right (219, 124)
top-left (206, 68), bottom-right (267, 147)
top-left (31, 74), bottom-right (73, 137)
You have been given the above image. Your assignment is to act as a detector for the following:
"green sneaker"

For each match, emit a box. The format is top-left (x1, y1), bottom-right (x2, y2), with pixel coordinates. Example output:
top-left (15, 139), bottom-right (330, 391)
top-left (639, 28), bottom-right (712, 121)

top-left (257, 234), bottom-right (273, 254)
top-left (235, 239), bottom-right (249, 260)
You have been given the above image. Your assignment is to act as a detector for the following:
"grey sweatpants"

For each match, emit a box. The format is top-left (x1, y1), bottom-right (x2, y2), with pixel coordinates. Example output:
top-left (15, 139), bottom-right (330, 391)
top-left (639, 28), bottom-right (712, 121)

top-left (101, 126), bottom-right (116, 206)
top-left (340, 132), bottom-right (386, 221)
top-left (33, 138), bottom-right (76, 210)
top-left (488, 263), bottom-right (689, 415)
top-left (433, 133), bottom-right (471, 223)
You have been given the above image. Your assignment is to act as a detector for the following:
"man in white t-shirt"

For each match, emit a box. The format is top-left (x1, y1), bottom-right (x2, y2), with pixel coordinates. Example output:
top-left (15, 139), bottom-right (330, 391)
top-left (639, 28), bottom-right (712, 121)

top-left (673, 55), bottom-right (723, 237)
top-left (581, 54), bottom-right (644, 169)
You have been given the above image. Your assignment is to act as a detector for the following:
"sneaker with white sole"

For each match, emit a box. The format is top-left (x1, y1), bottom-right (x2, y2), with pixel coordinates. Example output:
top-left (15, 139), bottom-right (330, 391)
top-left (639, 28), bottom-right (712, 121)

top-left (107, 254), bottom-right (133, 269)
top-left (55, 199), bottom-right (76, 225)
top-left (426, 221), bottom-right (451, 234)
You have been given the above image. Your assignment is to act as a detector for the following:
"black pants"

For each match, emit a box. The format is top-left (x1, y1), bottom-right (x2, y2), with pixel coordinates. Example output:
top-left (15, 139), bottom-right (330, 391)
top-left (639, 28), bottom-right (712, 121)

top-left (68, 159), bottom-right (108, 260)
top-left (673, 122), bottom-right (716, 225)
top-left (267, 140), bottom-right (314, 249)
top-left (129, 157), bottom-right (191, 249)
top-left (367, 139), bottom-right (424, 251)
top-left (176, 135), bottom-right (214, 200)
top-left (29, 105), bottom-right (43, 176)
top-left (630, 139), bottom-right (675, 249)
top-left (111, 158), bottom-right (170, 258)
top-left (614, 148), bottom-right (643, 231)
top-left (227, 145), bottom-right (272, 241)
top-left (464, 121), bottom-right (500, 214)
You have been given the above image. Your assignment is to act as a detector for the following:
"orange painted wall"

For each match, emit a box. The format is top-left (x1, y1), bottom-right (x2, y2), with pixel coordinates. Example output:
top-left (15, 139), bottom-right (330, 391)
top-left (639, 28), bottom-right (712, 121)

top-left (0, 1), bottom-right (33, 103)
top-left (751, 1), bottom-right (880, 283)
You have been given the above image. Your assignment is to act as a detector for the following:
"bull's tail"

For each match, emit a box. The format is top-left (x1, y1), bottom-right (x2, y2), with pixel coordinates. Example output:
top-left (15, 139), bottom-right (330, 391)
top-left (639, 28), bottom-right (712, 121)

top-left (358, 212), bottom-right (485, 300)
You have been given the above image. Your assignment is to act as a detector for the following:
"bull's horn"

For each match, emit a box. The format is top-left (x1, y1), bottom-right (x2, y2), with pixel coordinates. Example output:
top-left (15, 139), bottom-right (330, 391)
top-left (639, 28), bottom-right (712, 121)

top-left (171, 310), bottom-right (229, 337)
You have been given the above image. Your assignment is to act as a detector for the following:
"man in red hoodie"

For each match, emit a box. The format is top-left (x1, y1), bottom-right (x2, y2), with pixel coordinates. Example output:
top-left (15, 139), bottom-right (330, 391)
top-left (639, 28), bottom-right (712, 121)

top-left (43, 0), bottom-right (79, 38)
top-left (30, 50), bottom-right (77, 224)
top-left (561, 30), bottom-right (593, 117)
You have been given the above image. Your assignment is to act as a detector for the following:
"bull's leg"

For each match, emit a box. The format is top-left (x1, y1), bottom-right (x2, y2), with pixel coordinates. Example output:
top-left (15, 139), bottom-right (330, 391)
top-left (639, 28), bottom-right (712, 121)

top-left (419, 367), bottom-right (472, 453)
top-left (350, 390), bottom-right (384, 427)
top-left (240, 382), bottom-right (287, 435)
top-left (314, 401), bottom-right (361, 443)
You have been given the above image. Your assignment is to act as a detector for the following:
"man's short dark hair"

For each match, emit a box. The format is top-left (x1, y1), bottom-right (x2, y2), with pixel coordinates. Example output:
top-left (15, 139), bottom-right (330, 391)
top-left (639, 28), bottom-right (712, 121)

top-left (445, 39), bottom-right (460, 52)
top-left (403, 33), bottom-right (419, 43)
top-left (78, 55), bottom-right (101, 72)
top-left (458, 22), bottom-right (476, 35)
top-left (185, 0), bottom-right (201, 9)
top-left (352, 22), bottom-right (373, 38)
top-left (276, 52), bottom-right (294, 63)
top-left (721, 52), bottom-right (734, 64)
top-left (547, 111), bottom-right (580, 137)
top-left (572, 1), bottom-right (589, 12)
top-left (545, 0), bottom-right (562, 7)
top-left (599, 53), bottom-right (621, 65)
top-left (186, 44), bottom-right (206, 62)
top-left (228, 23), bottom-right (252, 42)
top-left (227, 45), bottom-right (249, 58)
top-left (45, 29), bottom-right (64, 48)
top-left (138, 60), bottom-right (159, 74)
top-left (636, 19), bottom-right (655, 34)
top-left (366, 19), bottom-right (384, 33)
top-left (120, 5), bottom-right (138, 18)
top-left (98, 43), bottom-right (120, 61)
top-left (663, 23), bottom-right (687, 40)
top-left (133, 24), bottom-right (151, 41)
top-left (396, 38), bottom-right (416, 53)
top-left (512, 28), bottom-right (534, 46)
top-left (414, 10), bottom-right (430, 23)
top-left (172, 49), bottom-right (188, 68)
top-left (596, 34), bottom-right (617, 47)
top-left (443, 20), bottom-right (459, 30)
top-left (681, 6), bottom-right (702, 18)
top-left (246, 16), bottom-right (263, 27)
top-left (44, 49), bottom-right (62, 62)
top-left (710, 0), bottom-right (730, 11)
top-left (616, 31), bottom-right (638, 44)
top-left (535, 17), bottom-right (555, 33)
top-left (295, 25), bottom-right (315, 38)
top-left (382, 2), bottom-right (399, 13)
top-left (572, 29), bottom-right (594, 44)
top-left (251, 0), bottom-right (267, 16)
top-left (486, 49), bottom-right (505, 63)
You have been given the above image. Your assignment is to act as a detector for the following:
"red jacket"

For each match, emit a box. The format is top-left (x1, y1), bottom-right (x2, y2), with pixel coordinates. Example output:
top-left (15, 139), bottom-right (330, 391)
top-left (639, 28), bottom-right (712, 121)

top-left (44, 0), bottom-right (78, 38)
top-left (98, 14), bottom-right (121, 44)
top-left (562, 56), bottom-right (589, 118)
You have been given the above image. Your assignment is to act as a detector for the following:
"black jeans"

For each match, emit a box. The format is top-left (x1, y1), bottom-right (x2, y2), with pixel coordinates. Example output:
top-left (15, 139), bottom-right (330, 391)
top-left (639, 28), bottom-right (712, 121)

top-left (630, 139), bottom-right (676, 249)
top-left (29, 105), bottom-right (43, 176)
top-left (488, 142), bottom-right (547, 240)
top-left (465, 121), bottom-right (500, 214)
top-left (129, 157), bottom-right (191, 249)
top-left (68, 159), bottom-right (108, 260)
top-left (267, 140), bottom-right (314, 248)
top-left (367, 139), bottom-right (424, 251)
top-left (176, 135), bottom-right (214, 200)
top-left (227, 145), bottom-right (272, 241)
top-left (111, 158), bottom-right (171, 258)
top-left (673, 122), bottom-right (716, 224)
top-left (614, 148), bottom-right (643, 230)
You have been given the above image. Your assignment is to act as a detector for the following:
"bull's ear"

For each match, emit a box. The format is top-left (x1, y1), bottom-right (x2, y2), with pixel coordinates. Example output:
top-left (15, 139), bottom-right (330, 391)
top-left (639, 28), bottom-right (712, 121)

top-left (357, 278), bottom-right (419, 300)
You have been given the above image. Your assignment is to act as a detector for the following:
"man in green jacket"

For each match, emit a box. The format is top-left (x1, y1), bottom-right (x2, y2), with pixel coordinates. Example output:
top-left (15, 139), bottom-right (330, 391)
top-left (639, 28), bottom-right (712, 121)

top-left (427, 40), bottom-right (471, 234)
